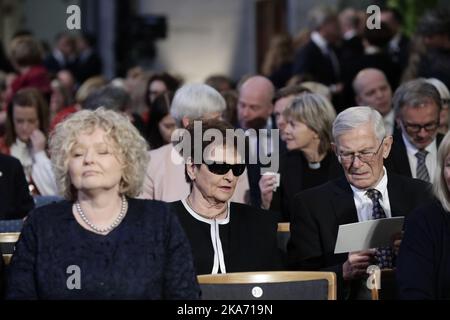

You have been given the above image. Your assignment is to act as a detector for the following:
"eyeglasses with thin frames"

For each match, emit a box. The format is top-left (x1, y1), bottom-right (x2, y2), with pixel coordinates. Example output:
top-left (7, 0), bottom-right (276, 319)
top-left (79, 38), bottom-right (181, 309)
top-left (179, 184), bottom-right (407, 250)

top-left (338, 137), bottom-right (385, 164)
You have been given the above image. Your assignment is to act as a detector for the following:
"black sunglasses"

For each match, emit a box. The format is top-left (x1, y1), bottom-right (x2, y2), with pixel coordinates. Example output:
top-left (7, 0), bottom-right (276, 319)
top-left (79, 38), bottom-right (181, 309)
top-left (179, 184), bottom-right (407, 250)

top-left (204, 162), bottom-right (246, 176)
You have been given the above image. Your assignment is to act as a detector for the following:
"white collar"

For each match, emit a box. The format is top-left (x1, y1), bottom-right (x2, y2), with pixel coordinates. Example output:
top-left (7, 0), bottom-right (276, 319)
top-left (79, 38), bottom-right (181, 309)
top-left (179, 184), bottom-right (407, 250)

top-left (311, 31), bottom-right (329, 55)
top-left (350, 166), bottom-right (389, 196)
top-left (181, 198), bottom-right (230, 225)
top-left (401, 132), bottom-right (437, 155)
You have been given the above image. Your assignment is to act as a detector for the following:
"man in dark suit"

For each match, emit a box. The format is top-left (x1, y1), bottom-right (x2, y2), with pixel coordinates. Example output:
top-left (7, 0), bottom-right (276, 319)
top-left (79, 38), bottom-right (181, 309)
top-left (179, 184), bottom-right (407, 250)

top-left (381, 8), bottom-right (410, 74)
top-left (288, 107), bottom-right (433, 299)
top-left (0, 154), bottom-right (35, 219)
top-left (292, 6), bottom-right (344, 111)
top-left (237, 76), bottom-right (277, 207)
top-left (385, 79), bottom-right (443, 182)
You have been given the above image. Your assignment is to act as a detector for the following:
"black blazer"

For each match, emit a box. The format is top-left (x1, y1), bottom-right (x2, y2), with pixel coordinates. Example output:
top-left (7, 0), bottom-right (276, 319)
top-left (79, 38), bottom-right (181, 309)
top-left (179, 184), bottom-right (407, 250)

top-left (270, 150), bottom-right (343, 222)
top-left (293, 40), bottom-right (340, 85)
top-left (385, 130), bottom-right (444, 178)
top-left (171, 201), bottom-right (283, 274)
top-left (287, 173), bottom-right (433, 298)
top-left (397, 200), bottom-right (450, 299)
top-left (0, 154), bottom-right (34, 219)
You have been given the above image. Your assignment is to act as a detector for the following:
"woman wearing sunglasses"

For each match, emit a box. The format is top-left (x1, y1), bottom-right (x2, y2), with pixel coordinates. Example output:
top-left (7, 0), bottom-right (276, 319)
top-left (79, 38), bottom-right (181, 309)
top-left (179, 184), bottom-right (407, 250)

top-left (170, 118), bottom-right (282, 275)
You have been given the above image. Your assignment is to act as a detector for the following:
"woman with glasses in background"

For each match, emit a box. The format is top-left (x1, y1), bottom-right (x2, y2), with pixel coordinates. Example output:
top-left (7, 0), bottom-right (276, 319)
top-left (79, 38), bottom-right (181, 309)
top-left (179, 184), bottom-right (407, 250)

top-left (170, 118), bottom-right (282, 275)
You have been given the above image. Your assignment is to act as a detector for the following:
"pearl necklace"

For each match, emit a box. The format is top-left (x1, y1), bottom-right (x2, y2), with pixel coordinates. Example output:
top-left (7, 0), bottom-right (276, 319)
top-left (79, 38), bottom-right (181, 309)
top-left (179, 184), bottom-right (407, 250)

top-left (75, 195), bottom-right (127, 234)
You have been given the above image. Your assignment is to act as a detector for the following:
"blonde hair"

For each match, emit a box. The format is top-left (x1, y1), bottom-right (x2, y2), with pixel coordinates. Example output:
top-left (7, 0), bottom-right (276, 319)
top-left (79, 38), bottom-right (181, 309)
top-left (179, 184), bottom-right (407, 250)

top-left (433, 131), bottom-right (450, 212)
top-left (49, 108), bottom-right (149, 200)
top-left (283, 93), bottom-right (336, 154)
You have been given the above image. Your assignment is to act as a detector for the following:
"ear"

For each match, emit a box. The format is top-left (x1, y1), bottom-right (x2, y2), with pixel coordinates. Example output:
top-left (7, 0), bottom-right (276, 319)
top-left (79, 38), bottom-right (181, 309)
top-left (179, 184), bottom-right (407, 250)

top-left (331, 142), bottom-right (338, 154)
top-left (382, 136), bottom-right (393, 159)
top-left (185, 157), bottom-right (197, 181)
top-left (181, 116), bottom-right (191, 129)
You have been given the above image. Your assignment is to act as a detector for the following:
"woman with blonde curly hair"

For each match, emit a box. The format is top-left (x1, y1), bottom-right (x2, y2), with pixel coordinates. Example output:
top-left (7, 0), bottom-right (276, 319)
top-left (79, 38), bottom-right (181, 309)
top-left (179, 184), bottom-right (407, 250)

top-left (6, 108), bottom-right (200, 300)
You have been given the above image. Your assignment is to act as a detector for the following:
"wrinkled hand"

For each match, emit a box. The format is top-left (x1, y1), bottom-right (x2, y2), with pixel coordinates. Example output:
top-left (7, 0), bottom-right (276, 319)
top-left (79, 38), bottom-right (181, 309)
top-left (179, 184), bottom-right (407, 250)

top-left (30, 129), bottom-right (47, 154)
top-left (343, 250), bottom-right (376, 281)
top-left (259, 174), bottom-right (277, 209)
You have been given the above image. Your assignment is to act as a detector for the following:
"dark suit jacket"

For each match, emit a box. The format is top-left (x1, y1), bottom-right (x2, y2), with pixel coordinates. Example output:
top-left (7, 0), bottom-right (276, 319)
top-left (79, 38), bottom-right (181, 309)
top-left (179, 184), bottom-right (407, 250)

top-left (74, 52), bottom-right (102, 84)
top-left (397, 200), bottom-right (450, 299)
top-left (0, 154), bottom-right (34, 219)
top-left (293, 40), bottom-right (340, 86)
top-left (385, 131), bottom-right (444, 178)
top-left (287, 173), bottom-right (433, 298)
top-left (171, 201), bottom-right (283, 274)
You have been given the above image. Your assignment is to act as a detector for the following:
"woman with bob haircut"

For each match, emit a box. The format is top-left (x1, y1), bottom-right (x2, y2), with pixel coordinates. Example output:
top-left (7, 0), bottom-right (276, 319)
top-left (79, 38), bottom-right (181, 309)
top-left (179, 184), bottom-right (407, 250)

top-left (259, 93), bottom-right (342, 221)
top-left (397, 130), bottom-right (450, 299)
top-left (6, 108), bottom-right (200, 300)
top-left (170, 118), bottom-right (282, 275)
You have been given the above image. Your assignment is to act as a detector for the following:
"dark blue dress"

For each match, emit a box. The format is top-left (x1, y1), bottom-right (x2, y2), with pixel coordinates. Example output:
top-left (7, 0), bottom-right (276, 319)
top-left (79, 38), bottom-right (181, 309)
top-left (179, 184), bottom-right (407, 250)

top-left (6, 198), bottom-right (200, 300)
top-left (397, 200), bottom-right (450, 299)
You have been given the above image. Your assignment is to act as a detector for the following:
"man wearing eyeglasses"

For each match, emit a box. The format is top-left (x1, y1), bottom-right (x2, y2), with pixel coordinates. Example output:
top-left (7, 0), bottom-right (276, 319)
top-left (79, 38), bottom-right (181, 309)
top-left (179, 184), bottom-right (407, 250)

top-left (287, 107), bottom-right (433, 299)
top-left (385, 79), bottom-right (443, 182)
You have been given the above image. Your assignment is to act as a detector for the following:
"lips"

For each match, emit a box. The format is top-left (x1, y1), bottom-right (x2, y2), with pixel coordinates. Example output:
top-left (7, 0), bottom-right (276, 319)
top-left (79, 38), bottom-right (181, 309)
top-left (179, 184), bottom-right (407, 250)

top-left (83, 171), bottom-right (100, 176)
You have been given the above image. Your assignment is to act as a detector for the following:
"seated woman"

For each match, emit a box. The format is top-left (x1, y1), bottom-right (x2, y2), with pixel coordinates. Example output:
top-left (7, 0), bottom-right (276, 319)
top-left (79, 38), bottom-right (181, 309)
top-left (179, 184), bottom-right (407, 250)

top-left (0, 88), bottom-right (58, 196)
top-left (6, 108), bottom-right (200, 299)
top-left (259, 93), bottom-right (342, 221)
top-left (397, 131), bottom-right (450, 299)
top-left (170, 119), bottom-right (282, 275)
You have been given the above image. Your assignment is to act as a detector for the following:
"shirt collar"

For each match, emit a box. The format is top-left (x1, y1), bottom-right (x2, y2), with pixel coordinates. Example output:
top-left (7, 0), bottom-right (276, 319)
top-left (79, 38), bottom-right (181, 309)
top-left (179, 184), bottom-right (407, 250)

top-left (401, 132), bottom-right (437, 155)
top-left (350, 166), bottom-right (389, 199)
top-left (311, 31), bottom-right (329, 55)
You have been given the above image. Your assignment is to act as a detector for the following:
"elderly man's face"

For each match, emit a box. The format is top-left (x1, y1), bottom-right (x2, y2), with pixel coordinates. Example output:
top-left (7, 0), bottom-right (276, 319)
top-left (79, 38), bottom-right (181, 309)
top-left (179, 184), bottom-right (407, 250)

top-left (398, 101), bottom-right (440, 150)
top-left (335, 122), bottom-right (392, 190)
top-left (356, 72), bottom-right (392, 116)
top-left (238, 87), bottom-right (273, 130)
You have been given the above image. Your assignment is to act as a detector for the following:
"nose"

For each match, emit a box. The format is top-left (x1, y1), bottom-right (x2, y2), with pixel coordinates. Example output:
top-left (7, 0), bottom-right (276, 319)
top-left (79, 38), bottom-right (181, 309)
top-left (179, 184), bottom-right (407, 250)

top-left (417, 127), bottom-right (429, 138)
top-left (350, 155), bottom-right (364, 169)
top-left (83, 149), bottom-right (95, 165)
top-left (223, 169), bottom-right (234, 182)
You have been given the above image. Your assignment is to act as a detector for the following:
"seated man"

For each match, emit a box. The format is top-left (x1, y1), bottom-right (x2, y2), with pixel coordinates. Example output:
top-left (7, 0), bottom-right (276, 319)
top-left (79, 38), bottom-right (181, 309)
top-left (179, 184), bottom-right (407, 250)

top-left (287, 106), bottom-right (433, 299)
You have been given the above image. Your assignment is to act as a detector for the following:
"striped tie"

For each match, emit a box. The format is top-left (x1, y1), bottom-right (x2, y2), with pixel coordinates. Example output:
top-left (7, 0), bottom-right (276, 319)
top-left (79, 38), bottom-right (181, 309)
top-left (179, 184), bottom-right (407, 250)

top-left (415, 150), bottom-right (430, 182)
top-left (366, 189), bottom-right (394, 269)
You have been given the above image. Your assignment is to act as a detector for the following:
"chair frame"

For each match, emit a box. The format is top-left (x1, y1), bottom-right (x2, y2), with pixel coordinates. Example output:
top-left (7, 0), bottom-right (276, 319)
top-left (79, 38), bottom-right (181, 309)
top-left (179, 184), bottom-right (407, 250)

top-left (197, 271), bottom-right (337, 300)
top-left (0, 232), bottom-right (20, 265)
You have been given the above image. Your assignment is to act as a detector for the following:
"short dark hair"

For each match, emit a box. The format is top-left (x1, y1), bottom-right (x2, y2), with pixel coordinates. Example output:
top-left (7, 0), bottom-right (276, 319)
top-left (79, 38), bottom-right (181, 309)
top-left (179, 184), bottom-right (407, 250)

top-left (382, 7), bottom-right (404, 25)
top-left (416, 8), bottom-right (450, 38)
top-left (182, 118), bottom-right (237, 184)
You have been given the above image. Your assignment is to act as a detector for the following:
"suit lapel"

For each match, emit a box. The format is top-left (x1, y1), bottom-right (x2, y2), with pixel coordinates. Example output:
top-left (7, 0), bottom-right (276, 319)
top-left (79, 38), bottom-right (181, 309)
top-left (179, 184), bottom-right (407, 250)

top-left (391, 130), bottom-right (413, 177)
top-left (330, 178), bottom-right (359, 225)
top-left (387, 173), bottom-right (408, 217)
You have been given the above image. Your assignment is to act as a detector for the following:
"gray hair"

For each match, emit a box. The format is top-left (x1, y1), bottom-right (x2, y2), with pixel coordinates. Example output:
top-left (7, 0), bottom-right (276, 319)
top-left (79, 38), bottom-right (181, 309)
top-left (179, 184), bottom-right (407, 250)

top-left (433, 131), bottom-right (450, 212)
top-left (426, 78), bottom-right (450, 100)
top-left (170, 83), bottom-right (226, 127)
top-left (393, 79), bottom-right (442, 119)
top-left (308, 6), bottom-right (338, 31)
top-left (83, 85), bottom-right (131, 112)
top-left (283, 93), bottom-right (336, 154)
top-left (333, 106), bottom-right (386, 143)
